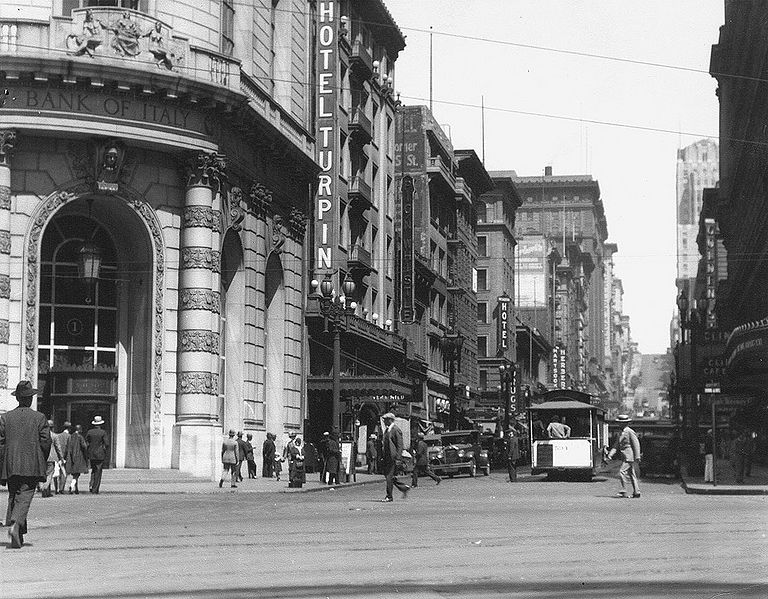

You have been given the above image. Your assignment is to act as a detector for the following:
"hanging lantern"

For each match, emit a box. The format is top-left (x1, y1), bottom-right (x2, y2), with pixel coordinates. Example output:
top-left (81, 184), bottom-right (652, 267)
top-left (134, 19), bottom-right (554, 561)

top-left (78, 242), bottom-right (102, 283)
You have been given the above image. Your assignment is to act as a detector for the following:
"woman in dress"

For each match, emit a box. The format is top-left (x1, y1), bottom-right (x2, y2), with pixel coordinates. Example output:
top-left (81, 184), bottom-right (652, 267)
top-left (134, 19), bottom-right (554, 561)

top-left (65, 425), bottom-right (88, 494)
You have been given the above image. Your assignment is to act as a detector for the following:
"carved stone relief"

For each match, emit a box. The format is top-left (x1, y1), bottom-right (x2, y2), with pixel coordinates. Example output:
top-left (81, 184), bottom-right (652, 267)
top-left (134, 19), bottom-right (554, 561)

top-left (179, 289), bottom-right (221, 314)
top-left (179, 330), bottom-right (220, 353)
top-left (177, 372), bottom-right (219, 395)
top-left (0, 320), bottom-right (9, 344)
top-left (184, 151), bottom-right (227, 188)
top-left (182, 206), bottom-right (223, 232)
top-left (181, 248), bottom-right (221, 273)
top-left (228, 187), bottom-right (245, 232)
top-left (0, 231), bottom-right (9, 255)
top-left (0, 129), bottom-right (15, 167)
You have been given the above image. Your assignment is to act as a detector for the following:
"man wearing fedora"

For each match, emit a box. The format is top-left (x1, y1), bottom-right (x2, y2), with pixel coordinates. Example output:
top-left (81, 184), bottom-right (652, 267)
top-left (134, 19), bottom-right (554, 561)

top-left (380, 412), bottom-right (409, 501)
top-left (85, 415), bottom-right (109, 494)
top-left (0, 380), bottom-right (52, 548)
top-left (608, 414), bottom-right (642, 498)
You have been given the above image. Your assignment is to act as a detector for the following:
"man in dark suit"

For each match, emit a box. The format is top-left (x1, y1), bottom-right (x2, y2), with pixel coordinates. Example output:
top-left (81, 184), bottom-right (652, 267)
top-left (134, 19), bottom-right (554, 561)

top-left (85, 415), bottom-right (109, 494)
top-left (0, 380), bottom-right (52, 548)
top-left (245, 433), bottom-right (257, 478)
top-left (380, 412), bottom-right (409, 502)
top-left (262, 433), bottom-right (275, 478)
top-left (411, 432), bottom-right (440, 487)
top-left (506, 429), bottom-right (521, 482)
top-left (236, 431), bottom-right (248, 482)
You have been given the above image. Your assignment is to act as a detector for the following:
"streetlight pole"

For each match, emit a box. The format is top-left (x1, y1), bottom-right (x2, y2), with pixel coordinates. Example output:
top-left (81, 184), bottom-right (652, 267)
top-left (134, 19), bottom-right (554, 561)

top-left (441, 328), bottom-right (464, 431)
top-left (313, 274), bottom-right (357, 437)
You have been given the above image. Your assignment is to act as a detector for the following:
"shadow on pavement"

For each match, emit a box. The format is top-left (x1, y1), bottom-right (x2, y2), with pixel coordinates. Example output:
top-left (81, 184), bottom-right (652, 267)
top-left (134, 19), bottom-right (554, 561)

top-left (51, 580), bottom-right (768, 599)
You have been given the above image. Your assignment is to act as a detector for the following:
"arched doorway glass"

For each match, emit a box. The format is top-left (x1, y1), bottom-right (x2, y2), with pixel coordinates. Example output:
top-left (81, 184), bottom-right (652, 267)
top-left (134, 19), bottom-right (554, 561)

top-left (264, 252), bottom-right (285, 436)
top-left (38, 211), bottom-right (118, 464)
top-left (219, 230), bottom-right (245, 433)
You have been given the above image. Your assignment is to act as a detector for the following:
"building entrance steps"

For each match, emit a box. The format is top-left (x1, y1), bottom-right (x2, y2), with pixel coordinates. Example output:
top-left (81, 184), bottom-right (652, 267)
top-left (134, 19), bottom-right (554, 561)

top-left (682, 458), bottom-right (768, 495)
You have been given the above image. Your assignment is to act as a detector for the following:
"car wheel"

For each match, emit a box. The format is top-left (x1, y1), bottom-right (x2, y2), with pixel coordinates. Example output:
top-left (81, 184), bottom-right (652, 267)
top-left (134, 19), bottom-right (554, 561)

top-left (468, 459), bottom-right (476, 477)
top-left (483, 466), bottom-right (490, 476)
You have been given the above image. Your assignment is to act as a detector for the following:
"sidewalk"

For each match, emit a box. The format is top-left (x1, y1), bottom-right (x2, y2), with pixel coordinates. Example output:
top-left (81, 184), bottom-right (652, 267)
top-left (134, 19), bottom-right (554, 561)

top-left (681, 458), bottom-right (768, 495)
top-left (22, 467), bottom-right (386, 495)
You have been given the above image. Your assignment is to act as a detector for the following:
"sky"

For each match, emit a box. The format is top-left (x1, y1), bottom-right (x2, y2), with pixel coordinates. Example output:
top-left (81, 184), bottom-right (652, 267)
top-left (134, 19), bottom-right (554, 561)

top-left (384, 0), bottom-right (723, 354)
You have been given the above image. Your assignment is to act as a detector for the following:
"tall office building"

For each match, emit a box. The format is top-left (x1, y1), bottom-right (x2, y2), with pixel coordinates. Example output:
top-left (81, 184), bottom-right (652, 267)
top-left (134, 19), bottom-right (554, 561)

top-left (676, 139), bottom-right (719, 296)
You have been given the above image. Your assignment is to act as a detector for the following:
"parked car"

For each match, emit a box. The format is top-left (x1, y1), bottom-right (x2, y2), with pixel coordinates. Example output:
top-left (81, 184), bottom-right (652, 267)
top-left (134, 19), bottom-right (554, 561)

top-left (431, 430), bottom-right (490, 477)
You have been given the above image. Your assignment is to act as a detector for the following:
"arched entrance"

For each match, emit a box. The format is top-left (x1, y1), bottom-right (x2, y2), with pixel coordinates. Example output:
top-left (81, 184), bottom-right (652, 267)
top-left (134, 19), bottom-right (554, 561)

top-left (264, 251), bottom-right (285, 435)
top-left (34, 195), bottom-right (154, 468)
top-left (220, 229), bottom-right (245, 433)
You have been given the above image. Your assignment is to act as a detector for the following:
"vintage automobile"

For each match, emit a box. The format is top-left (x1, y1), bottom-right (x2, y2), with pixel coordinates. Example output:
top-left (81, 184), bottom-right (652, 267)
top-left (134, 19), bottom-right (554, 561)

top-left (431, 430), bottom-right (490, 477)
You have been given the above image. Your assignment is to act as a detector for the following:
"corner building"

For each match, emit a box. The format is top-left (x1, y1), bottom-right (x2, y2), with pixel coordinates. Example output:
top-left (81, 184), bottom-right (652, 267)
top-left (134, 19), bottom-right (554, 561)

top-left (0, 1), bottom-right (318, 478)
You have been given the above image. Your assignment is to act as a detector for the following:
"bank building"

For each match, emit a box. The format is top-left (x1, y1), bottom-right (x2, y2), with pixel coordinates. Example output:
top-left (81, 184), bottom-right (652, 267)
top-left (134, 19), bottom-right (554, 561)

top-left (0, 1), bottom-right (319, 477)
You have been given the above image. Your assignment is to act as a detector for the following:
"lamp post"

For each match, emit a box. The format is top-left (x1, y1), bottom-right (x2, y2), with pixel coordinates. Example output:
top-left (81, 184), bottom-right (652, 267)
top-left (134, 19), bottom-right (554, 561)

top-left (499, 363), bottom-right (515, 432)
top-left (441, 328), bottom-right (464, 430)
top-left (312, 274), bottom-right (357, 437)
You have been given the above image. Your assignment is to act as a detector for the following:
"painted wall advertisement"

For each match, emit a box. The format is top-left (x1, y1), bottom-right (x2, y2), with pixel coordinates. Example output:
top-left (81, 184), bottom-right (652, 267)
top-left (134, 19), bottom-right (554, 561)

top-left (516, 236), bottom-right (547, 307)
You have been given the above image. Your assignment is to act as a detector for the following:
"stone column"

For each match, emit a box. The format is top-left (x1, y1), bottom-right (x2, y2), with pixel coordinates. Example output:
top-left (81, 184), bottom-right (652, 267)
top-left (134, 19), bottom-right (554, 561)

top-left (0, 130), bottom-right (16, 392)
top-left (175, 151), bottom-right (226, 478)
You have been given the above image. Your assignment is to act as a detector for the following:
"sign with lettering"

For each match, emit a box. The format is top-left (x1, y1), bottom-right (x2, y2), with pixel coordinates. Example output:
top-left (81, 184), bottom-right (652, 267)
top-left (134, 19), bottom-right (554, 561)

top-left (314, 0), bottom-right (339, 275)
top-left (497, 295), bottom-right (511, 354)
top-left (6, 86), bottom-right (214, 137)
top-left (704, 218), bottom-right (718, 329)
top-left (550, 344), bottom-right (567, 389)
top-left (400, 175), bottom-right (415, 323)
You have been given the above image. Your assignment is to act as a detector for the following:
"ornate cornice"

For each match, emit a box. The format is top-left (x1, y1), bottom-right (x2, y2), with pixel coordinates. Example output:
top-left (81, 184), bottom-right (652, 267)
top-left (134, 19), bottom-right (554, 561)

top-left (179, 330), bottom-right (220, 353)
top-left (179, 288), bottom-right (221, 314)
top-left (185, 151), bottom-right (226, 189)
top-left (0, 130), bottom-right (16, 167)
top-left (0, 320), bottom-right (9, 344)
top-left (182, 206), bottom-right (223, 232)
top-left (177, 372), bottom-right (219, 395)
top-left (181, 248), bottom-right (221, 273)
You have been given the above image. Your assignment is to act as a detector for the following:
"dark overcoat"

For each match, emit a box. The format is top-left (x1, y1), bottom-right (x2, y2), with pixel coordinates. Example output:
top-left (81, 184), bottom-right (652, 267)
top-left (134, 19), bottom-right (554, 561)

top-left (0, 406), bottom-right (52, 483)
top-left (382, 425), bottom-right (404, 466)
top-left (85, 427), bottom-right (109, 461)
top-left (66, 432), bottom-right (89, 474)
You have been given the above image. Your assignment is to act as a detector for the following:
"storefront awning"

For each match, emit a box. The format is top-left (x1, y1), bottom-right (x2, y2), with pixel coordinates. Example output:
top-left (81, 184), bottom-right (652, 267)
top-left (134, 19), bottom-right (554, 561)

top-left (726, 317), bottom-right (768, 378)
top-left (307, 374), bottom-right (415, 400)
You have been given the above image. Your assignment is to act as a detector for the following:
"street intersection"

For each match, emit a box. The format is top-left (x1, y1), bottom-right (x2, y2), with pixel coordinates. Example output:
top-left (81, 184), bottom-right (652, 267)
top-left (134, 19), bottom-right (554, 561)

top-left (2, 467), bottom-right (767, 599)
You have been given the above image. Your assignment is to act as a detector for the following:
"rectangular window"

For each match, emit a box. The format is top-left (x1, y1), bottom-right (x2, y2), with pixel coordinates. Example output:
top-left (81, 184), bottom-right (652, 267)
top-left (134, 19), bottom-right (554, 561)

top-left (386, 235), bottom-right (393, 278)
top-left (479, 369), bottom-right (488, 390)
top-left (477, 302), bottom-right (487, 323)
top-left (371, 226), bottom-right (378, 267)
top-left (221, 0), bottom-right (235, 56)
top-left (477, 236), bottom-right (487, 257)
top-left (477, 269), bottom-right (487, 291)
top-left (477, 336), bottom-right (488, 357)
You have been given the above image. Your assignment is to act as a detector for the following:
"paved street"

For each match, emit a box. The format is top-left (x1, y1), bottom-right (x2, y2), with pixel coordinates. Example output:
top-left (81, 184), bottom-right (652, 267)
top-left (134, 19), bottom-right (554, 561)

top-left (3, 467), bottom-right (767, 598)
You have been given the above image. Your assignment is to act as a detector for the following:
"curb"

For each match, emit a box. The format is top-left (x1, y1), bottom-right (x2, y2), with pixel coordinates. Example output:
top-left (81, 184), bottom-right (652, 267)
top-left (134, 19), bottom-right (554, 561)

top-left (681, 478), bottom-right (768, 495)
top-left (86, 478), bottom-right (386, 496)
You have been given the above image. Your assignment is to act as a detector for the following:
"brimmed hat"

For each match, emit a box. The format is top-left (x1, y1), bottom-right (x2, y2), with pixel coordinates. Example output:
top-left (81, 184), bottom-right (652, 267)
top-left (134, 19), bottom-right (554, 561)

top-left (91, 415), bottom-right (105, 426)
top-left (616, 414), bottom-right (632, 423)
top-left (11, 380), bottom-right (38, 397)
top-left (382, 412), bottom-right (396, 420)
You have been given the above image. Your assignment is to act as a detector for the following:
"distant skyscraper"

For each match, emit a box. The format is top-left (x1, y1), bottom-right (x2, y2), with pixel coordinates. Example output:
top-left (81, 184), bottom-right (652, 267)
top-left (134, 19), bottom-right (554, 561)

top-left (676, 139), bottom-right (718, 293)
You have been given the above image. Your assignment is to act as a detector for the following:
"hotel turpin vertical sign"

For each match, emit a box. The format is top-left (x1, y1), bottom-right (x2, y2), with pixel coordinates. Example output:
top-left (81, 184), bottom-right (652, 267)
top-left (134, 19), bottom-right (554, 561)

top-left (314, 1), bottom-right (339, 275)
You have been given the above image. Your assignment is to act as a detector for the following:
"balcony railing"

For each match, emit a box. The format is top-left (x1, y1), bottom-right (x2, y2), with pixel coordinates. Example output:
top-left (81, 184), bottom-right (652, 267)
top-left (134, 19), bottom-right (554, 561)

top-left (347, 243), bottom-right (372, 271)
top-left (1, 10), bottom-right (240, 94)
top-left (350, 40), bottom-right (374, 76)
top-left (348, 106), bottom-right (372, 142)
top-left (427, 155), bottom-right (456, 189)
top-left (348, 175), bottom-right (373, 209)
top-left (455, 176), bottom-right (471, 202)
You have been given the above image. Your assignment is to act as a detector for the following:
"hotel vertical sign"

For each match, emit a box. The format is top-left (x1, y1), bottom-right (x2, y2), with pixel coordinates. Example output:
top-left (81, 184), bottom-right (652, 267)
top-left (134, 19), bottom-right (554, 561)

top-left (315, 1), bottom-right (338, 275)
top-left (497, 294), bottom-right (511, 354)
top-left (400, 175), bottom-right (415, 323)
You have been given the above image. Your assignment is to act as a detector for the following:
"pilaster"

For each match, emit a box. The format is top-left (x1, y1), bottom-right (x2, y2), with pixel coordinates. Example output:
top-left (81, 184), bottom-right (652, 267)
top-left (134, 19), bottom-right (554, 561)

top-left (0, 129), bottom-right (16, 390)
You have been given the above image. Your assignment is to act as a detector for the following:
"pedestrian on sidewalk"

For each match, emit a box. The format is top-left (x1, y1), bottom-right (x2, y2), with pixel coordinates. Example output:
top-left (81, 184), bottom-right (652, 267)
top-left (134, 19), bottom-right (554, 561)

top-left (245, 433), bottom-right (257, 479)
top-left (506, 428), bottom-right (521, 482)
top-left (411, 432), bottom-right (440, 487)
top-left (380, 412), bottom-right (409, 502)
top-left (366, 434), bottom-right (378, 474)
top-left (325, 431), bottom-right (341, 485)
top-left (1, 381), bottom-right (51, 548)
top-left (703, 429), bottom-right (715, 483)
top-left (41, 419), bottom-right (62, 497)
top-left (65, 425), bottom-right (89, 494)
top-left (288, 436), bottom-right (306, 488)
top-left (262, 432), bottom-right (275, 478)
top-left (319, 431), bottom-right (330, 483)
top-left (236, 431), bottom-right (247, 482)
top-left (219, 429), bottom-right (239, 489)
top-left (730, 429), bottom-right (748, 484)
top-left (85, 416), bottom-right (109, 494)
top-left (56, 421), bottom-right (71, 494)
top-left (608, 414), bottom-right (641, 498)
top-left (273, 454), bottom-right (283, 481)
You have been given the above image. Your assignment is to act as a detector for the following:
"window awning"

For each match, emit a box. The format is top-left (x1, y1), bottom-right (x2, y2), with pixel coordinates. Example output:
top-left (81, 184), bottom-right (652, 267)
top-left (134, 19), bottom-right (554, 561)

top-left (307, 374), bottom-right (415, 400)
